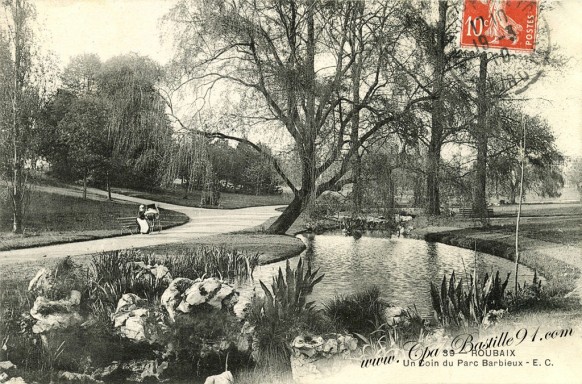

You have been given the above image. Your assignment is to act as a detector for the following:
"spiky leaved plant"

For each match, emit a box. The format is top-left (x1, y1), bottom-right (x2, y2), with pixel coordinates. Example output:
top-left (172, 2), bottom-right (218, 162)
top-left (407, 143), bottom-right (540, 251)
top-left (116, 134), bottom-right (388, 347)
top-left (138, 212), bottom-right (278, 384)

top-left (430, 270), bottom-right (510, 329)
top-left (246, 258), bottom-right (325, 369)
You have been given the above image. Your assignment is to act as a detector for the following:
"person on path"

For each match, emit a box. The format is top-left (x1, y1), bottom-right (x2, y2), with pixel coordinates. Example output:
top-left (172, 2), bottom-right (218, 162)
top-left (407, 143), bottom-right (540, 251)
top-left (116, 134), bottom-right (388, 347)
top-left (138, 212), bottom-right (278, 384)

top-left (136, 204), bottom-right (150, 234)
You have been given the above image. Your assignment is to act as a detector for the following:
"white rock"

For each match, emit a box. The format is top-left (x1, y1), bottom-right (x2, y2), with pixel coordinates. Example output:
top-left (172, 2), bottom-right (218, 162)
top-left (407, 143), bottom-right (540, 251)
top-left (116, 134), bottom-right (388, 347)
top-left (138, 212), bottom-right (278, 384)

top-left (112, 295), bottom-right (168, 344)
top-left (27, 268), bottom-right (52, 293)
top-left (30, 291), bottom-right (83, 334)
top-left (115, 293), bottom-right (143, 312)
top-left (0, 361), bottom-right (16, 371)
top-left (58, 371), bottom-right (103, 383)
top-left (207, 284), bottom-right (238, 310)
top-left (162, 277), bottom-right (238, 319)
top-left (121, 317), bottom-right (148, 342)
top-left (5, 377), bottom-right (26, 384)
top-left (161, 278), bottom-right (195, 321)
top-left (383, 306), bottom-right (406, 326)
top-left (204, 371), bottom-right (234, 384)
top-left (122, 360), bottom-right (168, 382)
top-left (150, 265), bottom-right (172, 284)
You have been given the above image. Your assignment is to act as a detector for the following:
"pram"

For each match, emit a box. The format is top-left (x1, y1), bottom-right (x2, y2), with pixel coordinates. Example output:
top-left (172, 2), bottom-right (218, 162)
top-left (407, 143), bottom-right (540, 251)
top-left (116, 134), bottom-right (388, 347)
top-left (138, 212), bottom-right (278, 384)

top-left (143, 203), bottom-right (162, 232)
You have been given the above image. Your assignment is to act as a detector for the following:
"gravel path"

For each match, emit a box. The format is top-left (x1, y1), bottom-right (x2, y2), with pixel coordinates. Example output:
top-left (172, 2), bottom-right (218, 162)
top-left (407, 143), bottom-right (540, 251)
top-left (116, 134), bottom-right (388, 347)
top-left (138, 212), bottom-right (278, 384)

top-left (0, 186), bottom-right (285, 265)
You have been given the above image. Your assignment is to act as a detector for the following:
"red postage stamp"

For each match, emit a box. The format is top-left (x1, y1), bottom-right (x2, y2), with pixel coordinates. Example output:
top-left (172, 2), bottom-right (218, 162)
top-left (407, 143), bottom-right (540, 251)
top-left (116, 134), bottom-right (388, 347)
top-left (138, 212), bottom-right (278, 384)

top-left (459, 0), bottom-right (539, 52)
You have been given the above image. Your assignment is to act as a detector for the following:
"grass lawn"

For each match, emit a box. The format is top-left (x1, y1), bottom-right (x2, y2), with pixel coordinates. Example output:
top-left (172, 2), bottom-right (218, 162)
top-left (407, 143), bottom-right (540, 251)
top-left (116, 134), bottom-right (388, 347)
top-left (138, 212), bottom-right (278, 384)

top-left (111, 186), bottom-right (293, 209)
top-left (0, 189), bottom-right (189, 251)
top-left (411, 202), bottom-right (582, 298)
top-left (143, 233), bottom-right (306, 265)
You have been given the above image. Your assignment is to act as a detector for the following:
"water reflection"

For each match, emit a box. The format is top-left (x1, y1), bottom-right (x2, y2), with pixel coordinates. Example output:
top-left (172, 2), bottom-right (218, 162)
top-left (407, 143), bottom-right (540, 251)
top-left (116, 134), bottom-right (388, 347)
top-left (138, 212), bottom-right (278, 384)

top-left (240, 233), bottom-right (539, 317)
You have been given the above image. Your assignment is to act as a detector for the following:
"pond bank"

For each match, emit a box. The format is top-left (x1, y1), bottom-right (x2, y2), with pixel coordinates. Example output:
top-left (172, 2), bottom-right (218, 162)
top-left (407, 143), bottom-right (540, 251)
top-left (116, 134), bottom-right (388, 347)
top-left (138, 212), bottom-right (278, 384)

top-left (409, 225), bottom-right (581, 299)
top-left (143, 233), bottom-right (306, 265)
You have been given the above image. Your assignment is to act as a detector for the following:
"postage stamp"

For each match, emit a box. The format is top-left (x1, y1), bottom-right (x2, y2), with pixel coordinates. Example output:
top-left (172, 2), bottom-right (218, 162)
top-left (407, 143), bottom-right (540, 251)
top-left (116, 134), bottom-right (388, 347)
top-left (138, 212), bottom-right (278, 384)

top-left (460, 0), bottom-right (539, 52)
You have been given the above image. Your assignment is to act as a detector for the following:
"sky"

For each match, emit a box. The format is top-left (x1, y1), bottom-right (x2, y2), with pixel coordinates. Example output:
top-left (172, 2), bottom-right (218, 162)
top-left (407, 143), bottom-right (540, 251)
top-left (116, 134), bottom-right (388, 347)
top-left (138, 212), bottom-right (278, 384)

top-left (32, 0), bottom-right (582, 158)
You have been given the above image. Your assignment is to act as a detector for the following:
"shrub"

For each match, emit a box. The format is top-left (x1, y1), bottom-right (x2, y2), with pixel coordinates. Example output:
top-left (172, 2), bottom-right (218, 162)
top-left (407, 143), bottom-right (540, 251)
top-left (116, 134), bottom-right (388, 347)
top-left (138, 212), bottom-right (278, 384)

top-left (245, 258), bottom-right (326, 370)
top-left (356, 305), bottom-right (428, 356)
top-left (430, 270), bottom-right (510, 329)
top-left (89, 251), bottom-right (169, 311)
top-left (509, 270), bottom-right (544, 310)
top-left (164, 246), bottom-right (259, 284)
top-left (323, 286), bottom-right (385, 336)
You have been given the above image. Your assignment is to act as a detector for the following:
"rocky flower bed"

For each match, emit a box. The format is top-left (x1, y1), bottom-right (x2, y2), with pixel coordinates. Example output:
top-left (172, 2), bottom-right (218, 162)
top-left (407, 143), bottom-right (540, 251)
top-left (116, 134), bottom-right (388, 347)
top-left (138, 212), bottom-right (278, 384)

top-left (0, 249), bottom-right (261, 383)
top-left (1, 243), bottom-right (539, 384)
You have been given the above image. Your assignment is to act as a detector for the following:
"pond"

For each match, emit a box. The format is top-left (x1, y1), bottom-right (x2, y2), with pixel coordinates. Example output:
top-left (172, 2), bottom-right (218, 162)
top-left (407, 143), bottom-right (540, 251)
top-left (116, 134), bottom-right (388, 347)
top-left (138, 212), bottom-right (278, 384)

top-left (239, 232), bottom-right (540, 317)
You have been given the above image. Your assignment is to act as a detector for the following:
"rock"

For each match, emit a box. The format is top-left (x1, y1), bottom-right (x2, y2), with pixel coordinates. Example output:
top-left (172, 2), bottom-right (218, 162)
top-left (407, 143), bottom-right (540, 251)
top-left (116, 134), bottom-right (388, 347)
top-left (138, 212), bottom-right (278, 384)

top-left (0, 361), bottom-right (16, 371)
top-left (112, 294), bottom-right (169, 344)
top-left (322, 338), bottom-right (338, 354)
top-left (383, 306), bottom-right (406, 326)
top-left (121, 360), bottom-right (168, 382)
top-left (161, 277), bottom-right (239, 320)
top-left (0, 361), bottom-right (22, 384)
top-left (291, 335), bottom-right (324, 358)
top-left (204, 370), bottom-right (234, 384)
top-left (206, 283), bottom-right (237, 310)
top-left (290, 334), bottom-right (359, 383)
top-left (129, 262), bottom-right (172, 285)
top-left (58, 371), bottom-right (103, 383)
top-left (115, 293), bottom-right (144, 312)
top-left (27, 268), bottom-right (52, 294)
top-left (336, 335), bottom-right (358, 353)
top-left (92, 362), bottom-right (121, 381)
top-left (30, 290), bottom-right (83, 334)
top-left (482, 309), bottom-right (505, 329)
top-left (160, 278), bottom-right (195, 321)
top-left (290, 354), bottom-right (322, 384)
top-left (236, 322), bottom-right (255, 353)
top-left (4, 377), bottom-right (26, 384)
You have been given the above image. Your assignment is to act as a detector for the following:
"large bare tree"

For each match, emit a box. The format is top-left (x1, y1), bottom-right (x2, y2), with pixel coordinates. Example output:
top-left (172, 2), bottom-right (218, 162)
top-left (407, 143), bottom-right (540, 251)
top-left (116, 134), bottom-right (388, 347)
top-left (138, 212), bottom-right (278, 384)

top-left (164, 0), bottom-right (429, 233)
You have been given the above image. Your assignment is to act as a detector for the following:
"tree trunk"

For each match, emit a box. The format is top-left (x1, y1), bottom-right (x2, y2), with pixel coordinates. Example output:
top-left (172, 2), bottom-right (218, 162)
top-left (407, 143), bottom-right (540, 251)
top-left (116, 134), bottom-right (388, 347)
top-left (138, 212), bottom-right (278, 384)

top-left (472, 54), bottom-right (489, 221)
top-left (83, 170), bottom-right (88, 200)
top-left (12, 167), bottom-right (23, 234)
top-left (266, 194), bottom-right (306, 234)
top-left (413, 173), bottom-right (423, 207)
top-left (426, 145), bottom-right (441, 215)
top-left (10, 0), bottom-right (24, 234)
top-left (509, 184), bottom-right (517, 204)
top-left (425, 1), bottom-right (447, 216)
top-left (106, 171), bottom-right (112, 201)
top-left (350, 1), bottom-right (363, 218)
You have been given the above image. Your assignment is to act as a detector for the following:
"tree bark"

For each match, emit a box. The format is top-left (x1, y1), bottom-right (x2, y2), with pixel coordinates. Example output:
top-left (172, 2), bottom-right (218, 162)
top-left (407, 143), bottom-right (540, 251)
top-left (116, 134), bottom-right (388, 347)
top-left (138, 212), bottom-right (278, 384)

top-left (350, 1), bottom-right (363, 218)
top-left (426, 143), bottom-right (441, 215)
top-left (266, 0), bottom-right (317, 234)
top-left (106, 171), bottom-right (112, 201)
top-left (12, 167), bottom-right (23, 233)
top-left (83, 170), bottom-right (88, 200)
top-left (10, 0), bottom-right (25, 234)
top-left (425, 1), bottom-right (447, 216)
top-left (266, 194), bottom-right (306, 234)
top-left (472, 54), bottom-right (489, 220)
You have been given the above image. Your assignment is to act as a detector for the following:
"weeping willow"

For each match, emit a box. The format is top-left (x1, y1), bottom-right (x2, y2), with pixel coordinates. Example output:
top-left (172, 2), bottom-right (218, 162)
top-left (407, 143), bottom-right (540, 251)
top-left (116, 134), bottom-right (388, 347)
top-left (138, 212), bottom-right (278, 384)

top-left (159, 132), bottom-right (217, 203)
top-left (99, 54), bottom-right (173, 190)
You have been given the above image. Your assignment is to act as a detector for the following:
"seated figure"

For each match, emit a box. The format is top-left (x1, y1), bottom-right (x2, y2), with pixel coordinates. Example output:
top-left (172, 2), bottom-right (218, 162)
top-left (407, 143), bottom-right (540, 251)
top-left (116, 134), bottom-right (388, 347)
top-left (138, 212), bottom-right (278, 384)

top-left (136, 204), bottom-right (150, 234)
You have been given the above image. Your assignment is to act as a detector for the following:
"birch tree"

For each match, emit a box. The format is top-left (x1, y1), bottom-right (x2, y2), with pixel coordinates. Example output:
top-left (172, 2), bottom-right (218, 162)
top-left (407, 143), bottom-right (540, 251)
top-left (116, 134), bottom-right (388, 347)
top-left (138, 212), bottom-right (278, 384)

top-left (0, 0), bottom-right (46, 233)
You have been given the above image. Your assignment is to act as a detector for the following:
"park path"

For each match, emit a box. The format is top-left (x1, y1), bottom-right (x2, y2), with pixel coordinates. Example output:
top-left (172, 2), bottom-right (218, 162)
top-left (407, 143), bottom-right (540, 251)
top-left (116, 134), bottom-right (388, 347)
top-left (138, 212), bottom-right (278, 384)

top-left (0, 185), bottom-right (285, 265)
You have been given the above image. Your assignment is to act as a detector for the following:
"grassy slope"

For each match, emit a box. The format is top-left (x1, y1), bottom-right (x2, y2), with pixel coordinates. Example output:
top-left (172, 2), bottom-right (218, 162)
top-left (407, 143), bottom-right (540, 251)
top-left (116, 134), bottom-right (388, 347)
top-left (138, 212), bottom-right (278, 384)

top-left (411, 203), bottom-right (582, 301)
top-left (112, 186), bottom-right (293, 209)
top-left (0, 190), bottom-right (189, 251)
